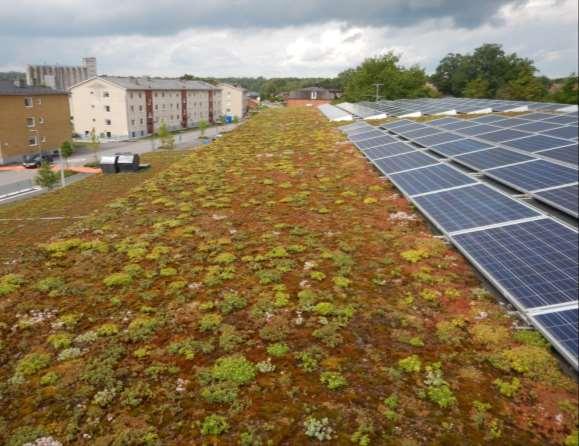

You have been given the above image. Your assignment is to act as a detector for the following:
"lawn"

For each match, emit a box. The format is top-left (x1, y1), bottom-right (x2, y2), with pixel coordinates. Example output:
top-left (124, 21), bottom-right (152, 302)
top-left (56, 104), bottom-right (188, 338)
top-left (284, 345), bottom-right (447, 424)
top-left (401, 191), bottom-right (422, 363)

top-left (0, 108), bottom-right (576, 445)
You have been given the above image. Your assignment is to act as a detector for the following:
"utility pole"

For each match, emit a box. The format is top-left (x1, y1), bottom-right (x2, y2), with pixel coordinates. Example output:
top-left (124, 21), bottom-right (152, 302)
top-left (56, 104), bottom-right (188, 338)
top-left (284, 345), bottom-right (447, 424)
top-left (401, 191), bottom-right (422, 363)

top-left (373, 83), bottom-right (383, 102)
top-left (58, 146), bottom-right (66, 188)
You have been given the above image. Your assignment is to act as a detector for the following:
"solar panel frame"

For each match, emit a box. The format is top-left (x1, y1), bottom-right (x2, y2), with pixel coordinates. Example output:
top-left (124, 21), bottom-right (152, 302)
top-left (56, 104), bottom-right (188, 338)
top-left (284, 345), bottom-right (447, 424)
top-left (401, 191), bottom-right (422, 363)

top-left (531, 308), bottom-right (578, 369)
top-left (489, 118), bottom-right (533, 128)
top-left (349, 129), bottom-right (384, 142)
top-left (469, 115), bottom-right (511, 124)
top-left (512, 121), bottom-right (565, 133)
top-left (453, 148), bottom-right (534, 170)
top-left (502, 134), bottom-right (573, 153)
top-left (439, 120), bottom-right (482, 131)
top-left (355, 134), bottom-right (398, 150)
top-left (373, 151), bottom-right (439, 175)
top-left (451, 218), bottom-right (579, 310)
top-left (475, 128), bottom-right (531, 143)
top-left (456, 124), bottom-right (503, 136)
top-left (484, 160), bottom-right (579, 192)
top-left (541, 126), bottom-right (578, 140)
top-left (399, 127), bottom-right (442, 139)
top-left (533, 184), bottom-right (579, 218)
top-left (362, 142), bottom-right (416, 160)
top-left (518, 112), bottom-right (559, 121)
top-left (430, 139), bottom-right (495, 157)
top-left (389, 163), bottom-right (477, 196)
top-left (536, 144), bottom-right (578, 166)
top-left (412, 183), bottom-right (540, 234)
top-left (543, 115), bottom-right (579, 125)
top-left (412, 132), bottom-right (463, 147)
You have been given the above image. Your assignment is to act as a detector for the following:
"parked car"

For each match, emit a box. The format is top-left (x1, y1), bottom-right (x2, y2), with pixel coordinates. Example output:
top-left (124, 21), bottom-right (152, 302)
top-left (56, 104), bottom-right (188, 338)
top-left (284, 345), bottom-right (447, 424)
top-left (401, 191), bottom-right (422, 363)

top-left (22, 153), bottom-right (54, 169)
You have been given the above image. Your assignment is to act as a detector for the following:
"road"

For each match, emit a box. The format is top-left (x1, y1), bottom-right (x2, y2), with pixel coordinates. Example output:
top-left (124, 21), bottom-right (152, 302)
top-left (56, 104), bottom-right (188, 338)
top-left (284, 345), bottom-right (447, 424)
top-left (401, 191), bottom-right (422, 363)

top-left (0, 123), bottom-right (238, 198)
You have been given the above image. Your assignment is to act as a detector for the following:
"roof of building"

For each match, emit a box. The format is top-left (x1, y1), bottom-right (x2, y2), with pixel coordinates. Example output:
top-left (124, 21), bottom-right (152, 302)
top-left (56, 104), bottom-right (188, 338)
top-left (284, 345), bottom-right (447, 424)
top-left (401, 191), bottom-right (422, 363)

top-left (218, 82), bottom-right (247, 92)
top-left (287, 86), bottom-right (333, 100)
top-left (71, 76), bottom-right (220, 91)
top-left (0, 80), bottom-right (68, 96)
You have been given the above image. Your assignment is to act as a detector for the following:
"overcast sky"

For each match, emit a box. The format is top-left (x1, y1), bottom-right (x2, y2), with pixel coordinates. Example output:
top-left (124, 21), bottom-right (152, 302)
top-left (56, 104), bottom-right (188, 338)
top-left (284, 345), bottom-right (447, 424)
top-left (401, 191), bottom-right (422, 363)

top-left (1, 0), bottom-right (577, 78)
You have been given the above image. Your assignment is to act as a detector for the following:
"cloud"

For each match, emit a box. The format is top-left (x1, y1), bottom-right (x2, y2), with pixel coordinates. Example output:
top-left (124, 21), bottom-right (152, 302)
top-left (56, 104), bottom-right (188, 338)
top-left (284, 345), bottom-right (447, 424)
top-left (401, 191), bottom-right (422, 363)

top-left (0, 0), bottom-right (527, 37)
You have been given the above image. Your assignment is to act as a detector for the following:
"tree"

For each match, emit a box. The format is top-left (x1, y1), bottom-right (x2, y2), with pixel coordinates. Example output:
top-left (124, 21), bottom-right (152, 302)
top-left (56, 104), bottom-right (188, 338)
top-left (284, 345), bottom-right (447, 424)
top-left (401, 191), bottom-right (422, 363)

top-left (60, 140), bottom-right (74, 168)
top-left (157, 121), bottom-right (175, 149)
top-left (89, 128), bottom-right (101, 163)
top-left (198, 120), bottom-right (208, 138)
top-left (431, 53), bottom-right (472, 96)
top-left (496, 67), bottom-right (548, 101)
top-left (342, 52), bottom-right (431, 102)
top-left (35, 162), bottom-right (59, 189)
top-left (550, 74), bottom-right (579, 104)
top-left (463, 78), bottom-right (491, 98)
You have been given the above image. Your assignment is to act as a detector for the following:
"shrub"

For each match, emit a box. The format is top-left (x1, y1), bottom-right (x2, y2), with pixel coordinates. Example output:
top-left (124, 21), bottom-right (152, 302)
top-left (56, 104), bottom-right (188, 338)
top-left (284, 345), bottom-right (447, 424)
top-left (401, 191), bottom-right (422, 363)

top-left (310, 271), bottom-right (326, 281)
top-left (0, 274), bottom-right (24, 296)
top-left (200, 414), bottom-right (229, 436)
top-left (398, 355), bottom-right (422, 373)
top-left (121, 382), bottom-right (153, 407)
top-left (47, 333), bottom-right (73, 350)
top-left (159, 267), bottom-right (178, 277)
top-left (199, 313), bottom-right (223, 332)
top-left (103, 272), bottom-right (133, 287)
top-left (218, 291), bottom-right (247, 314)
top-left (40, 371), bottom-right (59, 386)
top-left (313, 302), bottom-right (335, 316)
top-left (304, 417), bottom-right (334, 441)
top-left (259, 317), bottom-right (290, 342)
top-left (332, 276), bottom-right (351, 288)
top-left (58, 347), bottom-right (84, 361)
top-left (34, 276), bottom-right (65, 294)
top-left (219, 324), bottom-right (245, 352)
top-left (211, 354), bottom-right (256, 385)
top-left (14, 352), bottom-right (51, 377)
top-left (494, 377), bottom-right (521, 397)
top-left (201, 382), bottom-right (239, 404)
top-left (320, 371), bottom-right (347, 390)
top-left (96, 323), bottom-right (120, 337)
top-left (213, 252), bottom-right (236, 265)
top-left (267, 343), bottom-right (289, 357)
top-left (127, 317), bottom-right (159, 341)
top-left (401, 248), bottom-right (430, 263)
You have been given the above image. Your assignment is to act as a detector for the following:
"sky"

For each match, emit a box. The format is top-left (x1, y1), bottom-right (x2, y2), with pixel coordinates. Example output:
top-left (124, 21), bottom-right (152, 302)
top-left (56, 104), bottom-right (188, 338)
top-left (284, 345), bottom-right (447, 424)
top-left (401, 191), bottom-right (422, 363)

top-left (0, 0), bottom-right (577, 79)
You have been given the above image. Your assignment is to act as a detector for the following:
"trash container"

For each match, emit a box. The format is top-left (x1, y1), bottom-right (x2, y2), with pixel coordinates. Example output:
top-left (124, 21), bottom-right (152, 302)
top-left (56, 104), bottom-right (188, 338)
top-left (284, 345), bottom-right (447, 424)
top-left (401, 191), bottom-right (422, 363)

top-left (100, 155), bottom-right (119, 174)
top-left (116, 153), bottom-right (140, 172)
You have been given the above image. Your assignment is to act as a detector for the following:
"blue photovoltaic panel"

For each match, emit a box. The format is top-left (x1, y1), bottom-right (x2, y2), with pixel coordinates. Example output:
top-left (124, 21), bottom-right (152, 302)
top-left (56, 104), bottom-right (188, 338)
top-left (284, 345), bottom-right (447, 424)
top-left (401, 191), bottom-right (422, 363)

top-left (390, 123), bottom-right (426, 134)
top-left (454, 148), bottom-right (534, 170)
top-left (413, 132), bottom-right (462, 147)
top-left (428, 117), bottom-right (460, 127)
top-left (513, 121), bottom-right (564, 132)
top-left (430, 139), bottom-right (495, 157)
top-left (399, 127), bottom-right (441, 139)
top-left (389, 163), bottom-right (476, 196)
top-left (350, 130), bottom-right (384, 142)
top-left (544, 115), bottom-right (578, 125)
top-left (363, 142), bottom-right (415, 160)
top-left (457, 124), bottom-right (502, 136)
top-left (533, 184), bottom-right (579, 218)
top-left (520, 112), bottom-right (559, 121)
top-left (452, 218), bottom-right (579, 310)
top-left (533, 309), bottom-right (578, 367)
top-left (489, 118), bottom-right (532, 128)
top-left (476, 128), bottom-right (530, 143)
top-left (470, 115), bottom-right (510, 124)
top-left (541, 126), bottom-right (578, 140)
top-left (380, 120), bottom-right (413, 130)
top-left (341, 123), bottom-right (369, 133)
top-left (345, 125), bottom-right (373, 136)
top-left (502, 134), bottom-right (572, 153)
top-left (537, 144), bottom-right (578, 166)
top-left (485, 160), bottom-right (578, 192)
top-left (355, 134), bottom-right (398, 150)
top-left (373, 151), bottom-right (439, 175)
top-left (414, 184), bottom-right (539, 234)
top-left (441, 120), bottom-right (481, 131)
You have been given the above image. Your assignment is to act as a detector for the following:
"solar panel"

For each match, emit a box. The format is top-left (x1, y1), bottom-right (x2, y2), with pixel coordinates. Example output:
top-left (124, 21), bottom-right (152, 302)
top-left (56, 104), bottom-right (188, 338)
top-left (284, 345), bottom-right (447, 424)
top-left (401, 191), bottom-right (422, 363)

top-left (533, 184), bottom-right (579, 218)
top-left (389, 163), bottom-right (476, 196)
top-left (476, 128), bottom-right (530, 143)
top-left (513, 121), bottom-right (564, 133)
top-left (390, 123), bottom-right (428, 134)
top-left (490, 118), bottom-right (533, 128)
top-left (340, 122), bottom-right (368, 133)
top-left (454, 148), bottom-right (534, 170)
top-left (469, 115), bottom-right (510, 124)
top-left (355, 135), bottom-right (398, 150)
top-left (543, 115), bottom-right (578, 125)
top-left (430, 139), bottom-right (495, 157)
top-left (363, 142), bottom-right (415, 160)
top-left (441, 120), bottom-right (481, 131)
top-left (457, 124), bottom-right (503, 136)
top-left (345, 125), bottom-right (373, 136)
top-left (413, 184), bottom-right (539, 233)
top-left (413, 132), bottom-right (462, 147)
top-left (541, 126), bottom-right (578, 140)
top-left (536, 144), bottom-right (578, 166)
top-left (451, 218), bottom-right (579, 310)
top-left (427, 117), bottom-right (460, 126)
top-left (519, 112), bottom-right (559, 121)
top-left (380, 120), bottom-right (414, 130)
top-left (485, 160), bottom-right (578, 192)
top-left (350, 130), bottom-right (384, 142)
top-left (400, 127), bottom-right (442, 139)
top-left (532, 308), bottom-right (578, 368)
top-left (373, 151), bottom-right (439, 175)
top-left (502, 134), bottom-right (572, 153)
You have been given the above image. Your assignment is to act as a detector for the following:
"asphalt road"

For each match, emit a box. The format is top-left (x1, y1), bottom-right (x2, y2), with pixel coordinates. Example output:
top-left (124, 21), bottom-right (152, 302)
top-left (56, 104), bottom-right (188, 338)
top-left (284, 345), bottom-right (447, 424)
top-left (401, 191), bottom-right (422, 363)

top-left (0, 123), bottom-right (238, 197)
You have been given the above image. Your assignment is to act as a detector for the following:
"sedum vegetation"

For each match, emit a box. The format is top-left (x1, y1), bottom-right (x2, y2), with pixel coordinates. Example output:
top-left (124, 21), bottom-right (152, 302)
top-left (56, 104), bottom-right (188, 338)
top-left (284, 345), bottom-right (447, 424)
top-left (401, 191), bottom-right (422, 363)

top-left (0, 107), bottom-right (576, 445)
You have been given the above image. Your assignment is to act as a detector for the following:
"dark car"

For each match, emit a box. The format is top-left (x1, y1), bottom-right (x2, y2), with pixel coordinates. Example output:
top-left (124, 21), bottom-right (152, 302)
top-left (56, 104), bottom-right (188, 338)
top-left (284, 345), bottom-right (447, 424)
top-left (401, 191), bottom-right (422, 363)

top-left (22, 153), bottom-right (54, 169)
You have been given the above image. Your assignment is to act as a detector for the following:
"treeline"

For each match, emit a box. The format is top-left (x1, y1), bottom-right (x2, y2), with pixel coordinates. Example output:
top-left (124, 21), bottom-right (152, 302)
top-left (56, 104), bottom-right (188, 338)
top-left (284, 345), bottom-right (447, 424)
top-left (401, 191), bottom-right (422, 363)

top-left (182, 43), bottom-right (577, 104)
top-left (0, 71), bottom-right (25, 81)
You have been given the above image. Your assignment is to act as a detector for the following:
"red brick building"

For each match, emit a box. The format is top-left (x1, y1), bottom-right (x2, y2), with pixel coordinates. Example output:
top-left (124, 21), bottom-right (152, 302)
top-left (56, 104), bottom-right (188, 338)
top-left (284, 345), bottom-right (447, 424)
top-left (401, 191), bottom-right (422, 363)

top-left (286, 87), bottom-right (337, 107)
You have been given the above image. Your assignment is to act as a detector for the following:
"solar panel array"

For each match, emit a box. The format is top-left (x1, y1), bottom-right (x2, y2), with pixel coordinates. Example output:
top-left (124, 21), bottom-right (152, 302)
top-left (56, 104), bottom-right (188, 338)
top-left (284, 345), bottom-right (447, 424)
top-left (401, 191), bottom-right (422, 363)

top-left (340, 110), bottom-right (578, 370)
top-left (335, 102), bottom-right (387, 120)
top-left (317, 104), bottom-right (353, 122)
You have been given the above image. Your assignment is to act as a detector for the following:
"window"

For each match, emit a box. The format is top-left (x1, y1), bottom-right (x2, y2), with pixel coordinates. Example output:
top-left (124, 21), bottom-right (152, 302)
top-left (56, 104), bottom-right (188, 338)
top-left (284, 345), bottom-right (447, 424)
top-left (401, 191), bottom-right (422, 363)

top-left (26, 117), bottom-right (35, 127)
top-left (131, 120), bottom-right (135, 125)
top-left (130, 92), bottom-right (134, 99)
top-left (41, 136), bottom-right (46, 143)
top-left (140, 118), bottom-right (144, 124)
top-left (28, 135), bottom-right (38, 146)
top-left (24, 97), bottom-right (33, 107)
top-left (103, 91), bottom-right (110, 97)
top-left (106, 132), bottom-right (111, 138)
top-left (155, 105), bottom-right (158, 110)
top-left (105, 119), bottom-right (112, 125)
top-left (139, 105), bottom-right (143, 111)
top-left (130, 105), bottom-right (134, 112)
top-left (132, 131), bottom-right (136, 137)
top-left (310, 91), bottom-right (317, 100)
top-left (141, 130), bottom-right (144, 136)
top-left (105, 105), bottom-right (111, 112)
top-left (138, 92), bottom-right (142, 98)
top-left (37, 98), bottom-right (42, 105)
top-left (39, 117), bottom-right (45, 124)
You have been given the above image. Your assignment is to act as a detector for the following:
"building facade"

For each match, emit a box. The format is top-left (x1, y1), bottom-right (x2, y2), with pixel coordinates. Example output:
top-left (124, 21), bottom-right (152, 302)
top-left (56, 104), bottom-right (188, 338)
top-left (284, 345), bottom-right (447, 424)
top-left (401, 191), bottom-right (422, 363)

top-left (26, 57), bottom-right (97, 91)
top-left (0, 80), bottom-right (72, 164)
top-left (286, 87), bottom-right (336, 107)
top-left (219, 83), bottom-right (248, 120)
top-left (69, 76), bottom-right (222, 140)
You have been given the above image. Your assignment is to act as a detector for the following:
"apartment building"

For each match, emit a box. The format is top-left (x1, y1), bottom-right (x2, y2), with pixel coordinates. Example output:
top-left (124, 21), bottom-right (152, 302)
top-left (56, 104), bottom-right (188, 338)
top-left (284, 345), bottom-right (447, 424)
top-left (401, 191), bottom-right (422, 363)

top-left (27, 57), bottom-right (97, 91)
top-left (0, 80), bottom-right (71, 165)
top-left (69, 76), bottom-right (222, 139)
top-left (219, 83), bottom-right (248, 120)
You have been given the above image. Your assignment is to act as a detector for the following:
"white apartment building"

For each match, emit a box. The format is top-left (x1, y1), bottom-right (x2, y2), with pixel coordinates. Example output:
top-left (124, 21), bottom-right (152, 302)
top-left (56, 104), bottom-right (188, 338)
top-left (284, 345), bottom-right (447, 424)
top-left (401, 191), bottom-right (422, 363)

top-left (219, 83), bottom-right (248, 120)
top-left (69, 76), bottom-right (222, 139)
